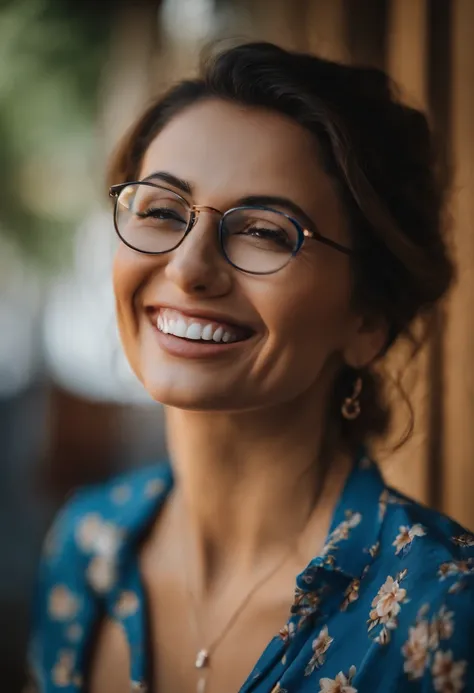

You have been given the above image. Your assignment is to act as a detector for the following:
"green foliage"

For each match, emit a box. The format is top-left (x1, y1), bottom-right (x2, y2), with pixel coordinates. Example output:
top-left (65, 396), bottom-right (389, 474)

top-left (0, 0), bottom-right (112, 267)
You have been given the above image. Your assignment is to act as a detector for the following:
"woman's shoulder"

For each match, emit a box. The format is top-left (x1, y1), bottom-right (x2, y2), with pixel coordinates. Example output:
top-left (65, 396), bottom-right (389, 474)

top-left (27, 463), bottom-right (173, 690)
top-left (340, 474), bottom-right (474, 687)
top-left (37, 461), bottom-right (173, 596)
top-left (371, 482), bottom-right (474, 641)
top-left (53, 461), bottom-right (173, 534)
top-left (336, 456), bottom-right (474, 595)
top-left (378, 483), bottom-right (474, 570)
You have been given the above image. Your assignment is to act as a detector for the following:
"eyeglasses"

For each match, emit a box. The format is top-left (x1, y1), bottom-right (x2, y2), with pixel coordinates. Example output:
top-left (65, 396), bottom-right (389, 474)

top-left (109, 181), bottom-right (352, 275)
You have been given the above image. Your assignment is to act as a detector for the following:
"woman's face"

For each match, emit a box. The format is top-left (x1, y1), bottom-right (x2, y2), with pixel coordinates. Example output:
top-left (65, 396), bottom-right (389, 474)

top-left (113, 99), bottom-right (379, 411)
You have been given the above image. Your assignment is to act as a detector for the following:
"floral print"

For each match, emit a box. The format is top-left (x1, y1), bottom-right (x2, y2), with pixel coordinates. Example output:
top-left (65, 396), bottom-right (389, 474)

top-left (115, 591), bottom-right (140, 618)
top-left (305, 626), bottom-right (333, 675)
top-left (51, 650), bottom-right (75, 687)
top-left (366, 541), bottom-right (380, 559)
top-left (47, 585), bottom-right (80, 621)
top-left (279, 621), bottom-right (296, 644)
top-left (402, 603), bottom-right (463, 684)
top-left (321, 510), bottom-right (361, 558)
top-left (392, 524), bottom-right (426, 555)
top-left (75, 514), bottom-right (123, 557)
top-left (86, 554), bottom-right (117, 593)
top-left (143, 478), bottom-right (165, 498)
top-left (291, 586), bottom-right (324, 629)
top-left (319, 666), bottom-right (357, 692)
top-left (367, 570), bottom-right (408, 644)
top-left (438, 559), bottom-right (474, 595)
top-left (431, 650), bottom-right (467, 693)
top-left (430, 606), bottom-right (455, 649)
top-left (340, 578), bottom-right (360, 611)
top-left (110, 484), bottom-right (132, 505)
top-left (451, 534), bottom-right (474, 548)
top-left (74, 513), bottom-right (103, 553)
top-left (28, 456), bottom-right (474, 692)
top-left (403, 616), bottom-right (431, 679)
top-left (438, 560), bottom-right (474, 582)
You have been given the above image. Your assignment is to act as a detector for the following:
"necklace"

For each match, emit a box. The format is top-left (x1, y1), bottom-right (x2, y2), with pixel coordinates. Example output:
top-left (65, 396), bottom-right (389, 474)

top-left (179, 478), bottom-right (328, 693)
top-left (190, 549), bottom-right (293, 693)
top-left (188, 544), bottom-right (294, 693)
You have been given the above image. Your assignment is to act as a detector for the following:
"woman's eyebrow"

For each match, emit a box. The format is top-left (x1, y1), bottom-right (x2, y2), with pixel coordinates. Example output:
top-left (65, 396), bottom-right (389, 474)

top-left (139, 178), bottom-right (318, 233)
top-left (237, 194), bottom-right (318, 232)
top-left (142, 170), bottom-right (193, 195)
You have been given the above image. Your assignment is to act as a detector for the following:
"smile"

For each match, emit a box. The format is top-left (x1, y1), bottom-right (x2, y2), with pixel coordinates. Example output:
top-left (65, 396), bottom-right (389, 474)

top-left (155, 308), bottom-right (251, 344)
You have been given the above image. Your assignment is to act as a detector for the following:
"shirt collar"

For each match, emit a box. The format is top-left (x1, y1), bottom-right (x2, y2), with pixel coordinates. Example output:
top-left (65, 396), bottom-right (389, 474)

top-left (296, 451), bottom-right (386, 590)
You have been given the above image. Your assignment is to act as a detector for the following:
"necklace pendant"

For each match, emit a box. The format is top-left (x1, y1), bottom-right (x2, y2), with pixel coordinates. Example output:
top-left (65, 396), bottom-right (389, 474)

top-left (195, 649), bottom-right (210, 669)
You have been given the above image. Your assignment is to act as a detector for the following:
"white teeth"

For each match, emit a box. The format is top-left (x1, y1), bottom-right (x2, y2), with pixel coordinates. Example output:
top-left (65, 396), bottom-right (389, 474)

top-left (186, 323), bottom-right (203, 340)
top-left (174, 318), bottom-right (188, 338)
top-left (212, 326), bottom-right (224, 342)
top-left (157, 311), bottom-right (240, 343)
top-left (201, 324), bottom-right (214, 341)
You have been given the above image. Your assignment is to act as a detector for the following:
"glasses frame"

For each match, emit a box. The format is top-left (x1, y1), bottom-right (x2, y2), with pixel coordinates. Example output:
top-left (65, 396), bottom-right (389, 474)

top-left (109, 181), bottom-right (353, 275)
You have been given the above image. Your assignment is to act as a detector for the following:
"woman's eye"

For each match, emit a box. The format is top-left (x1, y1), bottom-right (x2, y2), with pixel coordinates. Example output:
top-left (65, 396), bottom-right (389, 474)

top-left (244, 225), bottom-right (292, 247)
top-left (137, 207), bottom-right (185, 222)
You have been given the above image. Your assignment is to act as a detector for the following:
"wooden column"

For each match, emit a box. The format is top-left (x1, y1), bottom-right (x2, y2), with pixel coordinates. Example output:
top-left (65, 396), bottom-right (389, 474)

top-left (386, 0), bottom-right (428, 107)
top-left (305, 0), bottom-right (348, 61)
top-left (382, 0), bottom-right (430, 503)
top-left (344, 0), bottom-right (388, 68)
top-left (443, 0), bottom-right (474, 529)
top-left (223, 0), bottom-right (308, 51)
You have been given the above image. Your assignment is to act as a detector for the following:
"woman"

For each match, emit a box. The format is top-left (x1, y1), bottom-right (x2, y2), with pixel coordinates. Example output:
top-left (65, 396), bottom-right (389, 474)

top-left (29, 42), bottom-right (474, 693)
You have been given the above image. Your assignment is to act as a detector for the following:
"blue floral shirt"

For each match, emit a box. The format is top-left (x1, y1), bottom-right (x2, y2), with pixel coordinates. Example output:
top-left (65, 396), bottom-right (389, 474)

top-left (28, 454), bottom-right (474, 693)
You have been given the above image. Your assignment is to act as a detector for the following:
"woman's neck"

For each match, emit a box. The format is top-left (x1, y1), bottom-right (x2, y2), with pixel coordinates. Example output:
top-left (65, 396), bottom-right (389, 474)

top-left (164, 395), bottom-right (352, 590)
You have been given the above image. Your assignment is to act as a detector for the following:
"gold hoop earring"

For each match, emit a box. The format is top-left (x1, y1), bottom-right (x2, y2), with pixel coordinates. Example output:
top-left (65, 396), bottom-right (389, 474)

top-left (341, 376), bottom-right (363, 420)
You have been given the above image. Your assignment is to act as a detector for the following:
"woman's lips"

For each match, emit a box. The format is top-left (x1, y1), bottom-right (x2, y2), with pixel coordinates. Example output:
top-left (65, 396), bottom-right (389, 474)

top-left (152, 324), bottom-right (252, 359)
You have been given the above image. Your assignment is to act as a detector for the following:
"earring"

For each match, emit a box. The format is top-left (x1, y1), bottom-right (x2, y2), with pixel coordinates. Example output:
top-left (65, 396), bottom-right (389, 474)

top-left (341, 376), bottom-right (363, 420)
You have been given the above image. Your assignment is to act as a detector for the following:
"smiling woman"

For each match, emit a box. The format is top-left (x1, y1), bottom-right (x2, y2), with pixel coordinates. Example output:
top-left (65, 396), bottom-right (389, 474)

top-left (27, 42), bottom-right (474, 693)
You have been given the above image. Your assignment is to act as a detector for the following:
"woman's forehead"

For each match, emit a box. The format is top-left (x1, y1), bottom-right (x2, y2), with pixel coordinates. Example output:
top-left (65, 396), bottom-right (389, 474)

top-left (139, 99), bottom-right (346, 240)
top-left (139, 99), bottom-right (328, 198)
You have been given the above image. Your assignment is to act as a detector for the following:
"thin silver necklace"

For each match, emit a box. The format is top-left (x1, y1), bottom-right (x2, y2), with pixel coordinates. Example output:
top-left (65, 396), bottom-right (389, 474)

top-left (179, 477), bottom-right (327, 693)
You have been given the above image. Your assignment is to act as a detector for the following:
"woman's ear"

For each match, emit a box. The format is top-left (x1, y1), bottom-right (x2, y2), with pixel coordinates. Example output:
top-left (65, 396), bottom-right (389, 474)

top-left (343, 315), bottom-right (389, 369)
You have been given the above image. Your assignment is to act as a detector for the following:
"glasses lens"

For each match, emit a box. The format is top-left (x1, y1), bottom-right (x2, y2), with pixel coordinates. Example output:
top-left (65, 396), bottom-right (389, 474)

top-left (222, 208), bottom-right (299, 274)
top-left (115, 183), bottom-right (190, 253)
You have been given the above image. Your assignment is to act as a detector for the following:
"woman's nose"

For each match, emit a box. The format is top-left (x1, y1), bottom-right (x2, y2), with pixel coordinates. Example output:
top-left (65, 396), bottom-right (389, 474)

top-left (163, 211), bottom-right (232, 297)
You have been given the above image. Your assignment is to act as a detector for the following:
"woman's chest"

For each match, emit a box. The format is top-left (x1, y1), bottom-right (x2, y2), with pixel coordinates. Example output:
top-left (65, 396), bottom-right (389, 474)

top-left (143, 565), bottom-right (297, 693)
top-left (87, 563), bottom-right (412, 693)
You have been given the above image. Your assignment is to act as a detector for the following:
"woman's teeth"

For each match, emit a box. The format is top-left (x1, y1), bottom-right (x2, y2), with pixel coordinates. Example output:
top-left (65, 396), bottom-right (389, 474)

top-left (157, 314), bottom-right (238, 343)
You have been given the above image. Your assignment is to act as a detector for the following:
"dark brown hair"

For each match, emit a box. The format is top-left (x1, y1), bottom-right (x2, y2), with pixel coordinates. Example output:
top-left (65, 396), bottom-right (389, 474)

top-left (108, 41), bottom-right (454, 451)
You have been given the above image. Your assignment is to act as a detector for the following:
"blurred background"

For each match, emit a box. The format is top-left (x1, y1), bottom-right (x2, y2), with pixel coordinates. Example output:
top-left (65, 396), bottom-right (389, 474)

top-left (0, 0), bottom-right (473, 690)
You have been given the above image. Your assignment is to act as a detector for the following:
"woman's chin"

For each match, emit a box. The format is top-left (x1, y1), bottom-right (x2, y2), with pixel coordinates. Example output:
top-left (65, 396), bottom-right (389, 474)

top-left (140, 374), bottom-right (243, 412)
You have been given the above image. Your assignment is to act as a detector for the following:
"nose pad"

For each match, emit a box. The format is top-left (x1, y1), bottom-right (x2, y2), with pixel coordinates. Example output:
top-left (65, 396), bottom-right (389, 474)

top-left (184, 207), bottom-right (221, 241)
top-left (164, 208), bottom-right (231, 296)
